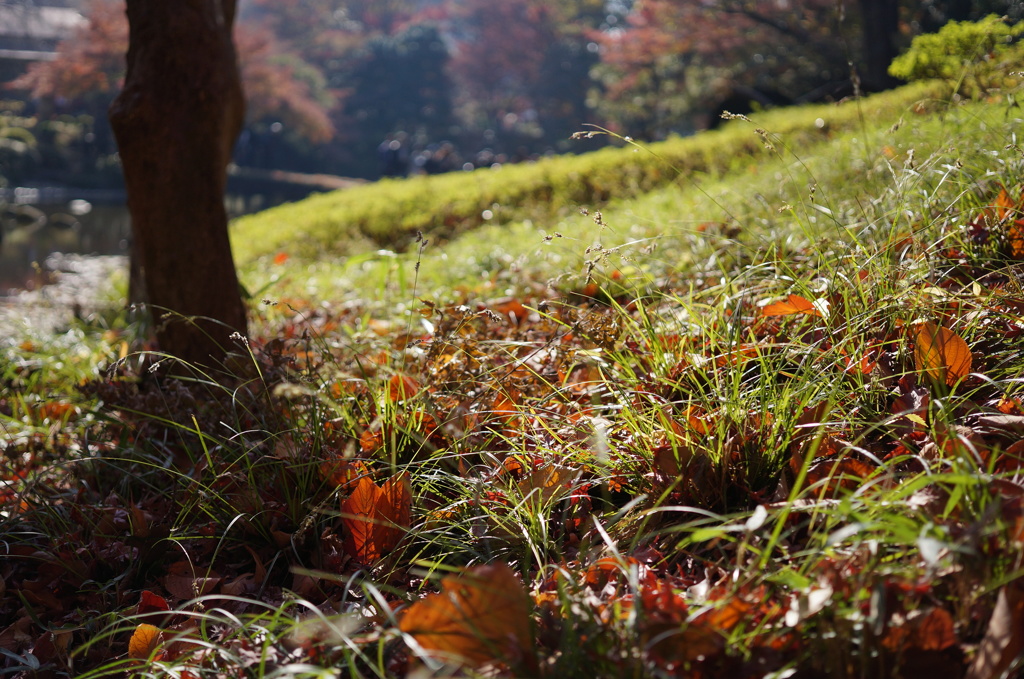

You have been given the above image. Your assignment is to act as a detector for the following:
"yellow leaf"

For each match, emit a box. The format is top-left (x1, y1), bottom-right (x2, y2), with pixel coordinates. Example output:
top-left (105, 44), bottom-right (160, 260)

top-left (400, 563), bottom-right (533, 668)
top-left (914, 322), bottom-right (972, 386)
top-left (128, 623), bottom-right (163, 660)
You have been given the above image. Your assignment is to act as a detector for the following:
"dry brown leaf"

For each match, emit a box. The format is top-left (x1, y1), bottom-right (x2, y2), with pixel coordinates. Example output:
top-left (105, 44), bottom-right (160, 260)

top-left (162, 574), bottom-right (221, 602)
top-left (1009, 219), bottom-right (1024, 259)
top-left (967, 580), bottom-right (1024, 679)
top-left (914, 322), bottom-right (972, 387)
top-left (804, 456), bottom-right (875, 495)
top-left (387, 374), bottom-right (420, 402)
top-left (517, 465), bottom-right (580, 504)
top-left (400, 563), bottom-right (533, 669)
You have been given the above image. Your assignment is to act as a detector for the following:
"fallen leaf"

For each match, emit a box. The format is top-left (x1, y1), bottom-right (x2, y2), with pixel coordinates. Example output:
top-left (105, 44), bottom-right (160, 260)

top-left (804, 456), bottom-right (875, 496)
top-left (967, 580), bottom-right (1024, 679)
top-left (882, 607), bottom-right (957, 652)
top-left (517, 465), bottom-right (580, 504)
top-left (914, 322), bottom-right (972, 387)
top-left (994, 187), bottom-right (1016, 222)
top-left (341, 472), bottom-right (412, 563)
top-left (162, 573), bottom-right (221, 602)
top-left (400, 563), bottom-right (533, 669)
top-left (1009, 219), bottom-right (1024, 259)
top-left (137, 590), bottom-right (169, 616)
top-left (128, 623), bottom-right (163, 660)
top-left (388, 374), bottom-right (420, 402)
top-left (762, 294), bottom-right (822, 317)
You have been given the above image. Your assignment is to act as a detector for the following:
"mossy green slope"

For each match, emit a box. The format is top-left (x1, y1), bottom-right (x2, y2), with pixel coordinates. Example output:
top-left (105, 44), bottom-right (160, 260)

top-left (230, 82), bottom-right (943, 265)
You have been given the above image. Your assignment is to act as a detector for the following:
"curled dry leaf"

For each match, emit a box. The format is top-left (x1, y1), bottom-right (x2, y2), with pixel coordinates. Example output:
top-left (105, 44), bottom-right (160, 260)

top-left (400, 563), bottom-right (533, 669)
top-left (340, 472), bottom-right (412, 563)
top-left (914, 322), bottom-right (972, 387)
top-left (136, 590), bottom-right (169, 616)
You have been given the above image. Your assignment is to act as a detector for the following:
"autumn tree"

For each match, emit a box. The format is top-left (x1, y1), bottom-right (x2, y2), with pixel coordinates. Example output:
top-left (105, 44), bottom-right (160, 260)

top-left (593, 0), bottom-right (850, 136)
top-left (445, 0), bottom-right (605, 154)
top-left (109, 0), bottom-right (248, 367)
top-left (592, 0), bottom-right (1024, 137)
top-left (14, 0), bottom-right (334, 153)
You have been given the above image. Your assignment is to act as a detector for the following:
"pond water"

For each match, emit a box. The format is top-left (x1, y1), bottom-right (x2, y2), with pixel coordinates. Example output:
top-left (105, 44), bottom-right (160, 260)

top-left (0, 175), bottom-right (346, 298)
top-left (1, 189), bottom-right (132, 296)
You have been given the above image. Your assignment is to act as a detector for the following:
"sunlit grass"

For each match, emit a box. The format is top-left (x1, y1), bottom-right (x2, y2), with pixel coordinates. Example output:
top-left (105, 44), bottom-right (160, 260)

top-left (6, 80), bottom-right (1024, 677)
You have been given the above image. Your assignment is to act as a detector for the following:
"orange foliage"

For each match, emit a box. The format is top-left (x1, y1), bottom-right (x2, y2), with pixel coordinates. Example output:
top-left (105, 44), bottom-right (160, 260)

top-left (340, 473), bottom-right (412, 563)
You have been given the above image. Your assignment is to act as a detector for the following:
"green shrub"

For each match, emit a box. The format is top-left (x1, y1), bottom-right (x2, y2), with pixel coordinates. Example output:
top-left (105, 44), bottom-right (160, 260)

top-left (889, 14), bottom-right (1024, 94)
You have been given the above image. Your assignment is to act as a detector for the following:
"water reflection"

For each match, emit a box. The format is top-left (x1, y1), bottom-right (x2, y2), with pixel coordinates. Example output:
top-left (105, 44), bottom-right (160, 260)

top-left (0, 196), bottom-right (131, 295)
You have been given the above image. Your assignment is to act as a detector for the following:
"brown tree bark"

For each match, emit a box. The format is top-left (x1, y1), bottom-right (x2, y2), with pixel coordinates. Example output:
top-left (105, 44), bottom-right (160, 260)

top-left (109, 0), bottom-right (248, 368)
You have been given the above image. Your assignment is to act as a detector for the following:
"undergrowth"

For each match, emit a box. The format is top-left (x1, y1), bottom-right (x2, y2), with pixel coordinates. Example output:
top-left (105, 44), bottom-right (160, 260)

top-left (3, 78), bottom-right (1024, 678)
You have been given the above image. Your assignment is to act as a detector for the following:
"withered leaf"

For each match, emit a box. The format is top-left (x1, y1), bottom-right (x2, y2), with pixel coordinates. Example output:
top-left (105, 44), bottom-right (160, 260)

top-left (882, 607), bottom-right (957, 652)
top-left (136, 590), bottom-right (169, 615)
top-left (400, 563), bottom-right (533, 668)
top-left (387, 373), bottom-right (420, 402)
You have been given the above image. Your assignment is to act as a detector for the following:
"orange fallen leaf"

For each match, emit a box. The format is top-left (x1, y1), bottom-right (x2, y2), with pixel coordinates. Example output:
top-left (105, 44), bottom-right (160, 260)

top-left (994, 187), bottom-right (1016, 222)
top-left (914, 322), bottom-right (972, 387)
top-left (1008, 219), bottom-right (1024, 259)
top-left (128, 623), bottom-right (163, 660)
top-left (341, 472), bottom-right (412, 563)
top-left (400, 563), bottom-right (534, 669)
top-left (388, 374), bottom-right (420, 402)
top-left (762, 294), bottom-right (822, 317)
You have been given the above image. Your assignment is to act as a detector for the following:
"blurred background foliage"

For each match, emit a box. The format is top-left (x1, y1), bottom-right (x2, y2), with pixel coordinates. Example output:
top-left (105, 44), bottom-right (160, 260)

top-left (1, 0), bottom-right (1021, 186)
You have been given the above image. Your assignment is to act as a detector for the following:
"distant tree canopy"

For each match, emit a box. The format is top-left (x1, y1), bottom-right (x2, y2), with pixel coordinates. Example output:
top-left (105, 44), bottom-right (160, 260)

top-left (7, 0), bottom-right (1022, 179)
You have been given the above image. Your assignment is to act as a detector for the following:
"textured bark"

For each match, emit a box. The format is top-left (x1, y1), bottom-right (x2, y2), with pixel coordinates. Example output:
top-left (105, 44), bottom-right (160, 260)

top-left (110, 0), bottom-right (247, 368)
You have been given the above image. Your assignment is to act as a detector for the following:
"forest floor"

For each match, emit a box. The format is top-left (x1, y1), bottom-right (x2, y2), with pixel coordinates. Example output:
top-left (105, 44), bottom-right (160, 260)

top-left (3, 84), bottom-right (1024, 678)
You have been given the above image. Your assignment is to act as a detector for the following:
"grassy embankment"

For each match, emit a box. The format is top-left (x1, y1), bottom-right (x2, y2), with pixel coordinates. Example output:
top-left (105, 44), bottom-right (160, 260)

top-left (4, 77), bottom-right (1024, 677)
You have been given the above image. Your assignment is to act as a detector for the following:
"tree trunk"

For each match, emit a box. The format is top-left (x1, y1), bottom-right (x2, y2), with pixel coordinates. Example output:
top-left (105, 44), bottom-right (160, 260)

top-left (858, 0), bottom-right (902, 91)
top-left (109, 0), bottom-right (247, 368)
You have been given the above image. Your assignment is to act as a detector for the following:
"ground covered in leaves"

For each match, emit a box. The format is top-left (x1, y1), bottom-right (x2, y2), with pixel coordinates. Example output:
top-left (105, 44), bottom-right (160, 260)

top-left (4, 93), bottom-right (1024, 679)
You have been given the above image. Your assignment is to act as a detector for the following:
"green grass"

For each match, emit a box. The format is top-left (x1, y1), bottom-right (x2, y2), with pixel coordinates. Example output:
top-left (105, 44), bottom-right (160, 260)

top-left (5, 78), bottom-right (1024, 677)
